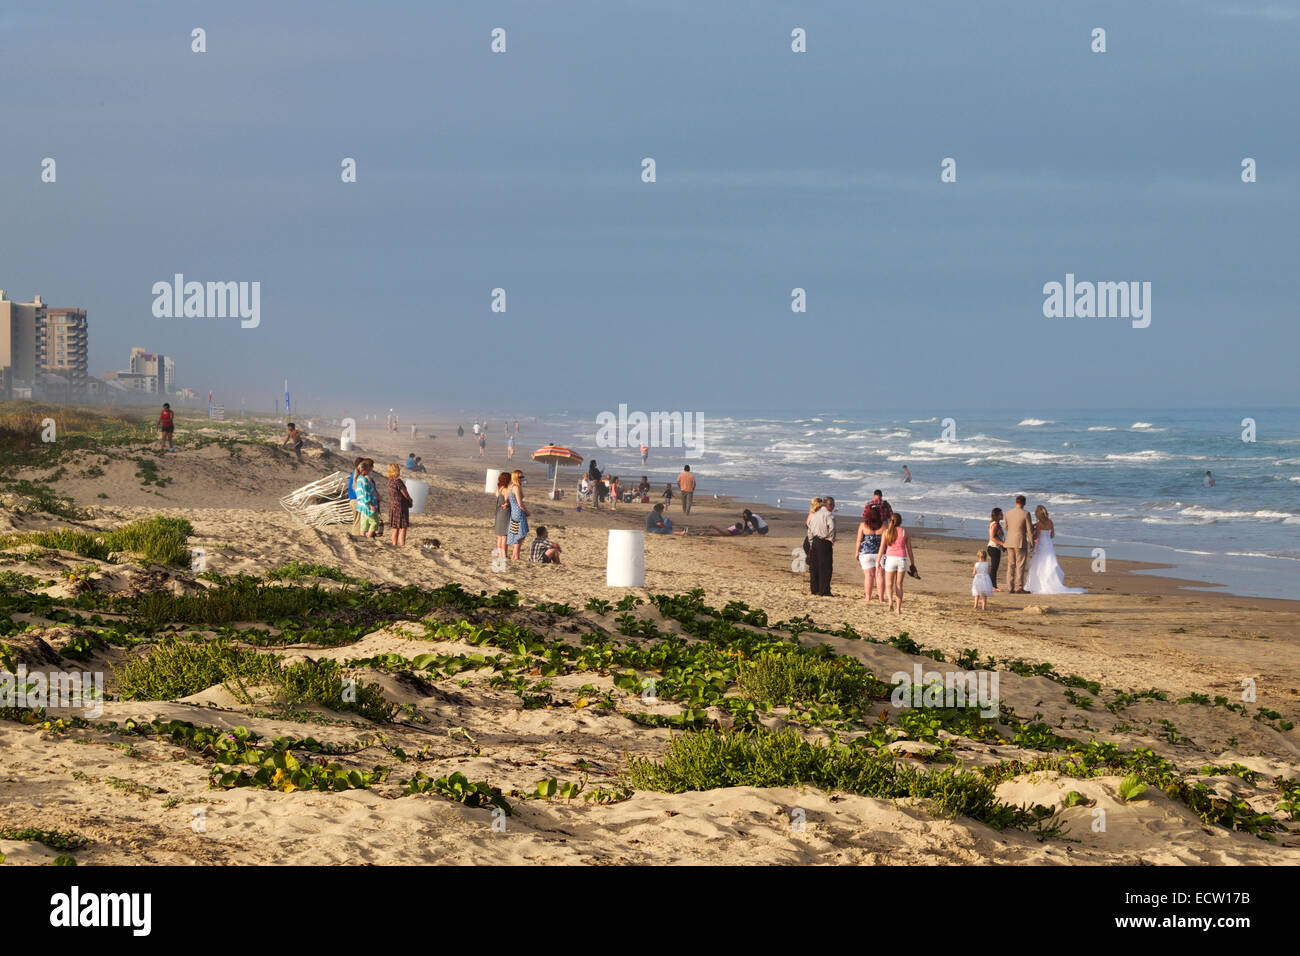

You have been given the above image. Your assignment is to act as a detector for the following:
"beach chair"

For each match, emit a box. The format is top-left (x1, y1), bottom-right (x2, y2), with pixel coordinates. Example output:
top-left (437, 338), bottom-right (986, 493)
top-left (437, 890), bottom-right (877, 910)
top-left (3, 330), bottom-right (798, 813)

top-left (279, 471), bottom-right (353, 528)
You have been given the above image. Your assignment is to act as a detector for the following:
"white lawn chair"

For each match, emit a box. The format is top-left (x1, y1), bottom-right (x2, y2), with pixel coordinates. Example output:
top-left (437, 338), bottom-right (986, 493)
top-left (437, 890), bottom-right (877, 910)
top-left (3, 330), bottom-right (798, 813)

top-left (279, 471), bottom-right (353, 528)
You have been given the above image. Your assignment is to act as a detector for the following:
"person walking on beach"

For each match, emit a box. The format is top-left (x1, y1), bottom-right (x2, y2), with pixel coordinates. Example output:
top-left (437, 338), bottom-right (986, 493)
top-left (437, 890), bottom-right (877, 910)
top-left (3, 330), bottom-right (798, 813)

top-left (1204, 470), bottom-right (1215, 487)
top-left (987, 507), bottom-right (1006, 592)
top-left (972, 549), bottom-right (993, 610)
top-left (282, 422), bottom-right (304, 461)
top-left (862, 489), bottom-right (893, 527)
top-left (609, 475), bottom-right (621, 511)
top-left (493, 472), bottom-right (511, 559)
top-left (507, 434), bottom-right (515, 460)
top-left (458, 425), bottom-right (464, 439)
top-left (354, 460), bottom-right (380, 539)
top-left (477, 431), bottom-right (486, 457)
top-left (587, 459), bottom-right (602, 510)
top-left (1003, 495), bottom-right (1034, 593)
top-left (876, 513), bottom-right (915, 615)
top-left (807, 496), bottom-right (835, 596)
top-left (158, 403), bottom-right (175, 451)
top-left (387, 463), bottom-right (413, 547)
top-left (677, 464), bottom-right (696, 515)
top-left (640, 443), bottom-right (648, 466)
top-left (506, 470), bottom-right (530, 559)
top-left (662, 483), bottom-right (673, 509)
top-left (347, 456), bottom-right (364, 534)
top-left (902, 465), bottom-right (912, 484)
top-left (855, 502), bottom-right (885, 603)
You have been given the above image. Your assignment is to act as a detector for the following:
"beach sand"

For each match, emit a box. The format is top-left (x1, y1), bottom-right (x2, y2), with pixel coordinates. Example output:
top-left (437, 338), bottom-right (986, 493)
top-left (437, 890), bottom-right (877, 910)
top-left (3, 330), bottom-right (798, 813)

top-left (1, 419), bottom-right (1297, 865)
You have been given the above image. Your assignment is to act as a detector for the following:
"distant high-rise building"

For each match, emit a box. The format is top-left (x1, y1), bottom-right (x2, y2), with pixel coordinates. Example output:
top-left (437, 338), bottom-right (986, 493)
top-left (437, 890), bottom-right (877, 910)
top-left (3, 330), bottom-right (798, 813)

top-left (0, 291), bottom-right (42, 400)
top-left (40, 307), bottom-right (89, 392)
top-left (129, 347), bottom-right (174, 394)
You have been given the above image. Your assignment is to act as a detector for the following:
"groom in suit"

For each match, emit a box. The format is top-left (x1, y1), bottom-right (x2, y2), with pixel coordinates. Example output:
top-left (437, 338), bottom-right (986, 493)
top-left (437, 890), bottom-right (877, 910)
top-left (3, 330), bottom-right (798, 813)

top-left (1003, 495), bottom-right (1035, 593)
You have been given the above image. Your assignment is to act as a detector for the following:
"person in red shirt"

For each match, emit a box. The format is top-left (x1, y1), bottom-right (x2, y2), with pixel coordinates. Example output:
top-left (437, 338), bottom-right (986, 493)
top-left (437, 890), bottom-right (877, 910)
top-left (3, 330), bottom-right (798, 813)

top-left (158, 403), bottom-right (175, 451)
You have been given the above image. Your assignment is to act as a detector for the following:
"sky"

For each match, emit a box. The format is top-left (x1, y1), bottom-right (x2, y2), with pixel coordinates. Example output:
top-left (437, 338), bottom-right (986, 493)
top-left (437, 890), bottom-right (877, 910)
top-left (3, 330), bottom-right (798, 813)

top-left (1, 0), bottom-right (1297, 417)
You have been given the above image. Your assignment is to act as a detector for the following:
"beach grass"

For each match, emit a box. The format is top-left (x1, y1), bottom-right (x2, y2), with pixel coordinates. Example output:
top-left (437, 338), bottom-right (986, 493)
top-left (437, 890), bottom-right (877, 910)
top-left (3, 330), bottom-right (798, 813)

top-left (0, 516), bottom-right (193, 567)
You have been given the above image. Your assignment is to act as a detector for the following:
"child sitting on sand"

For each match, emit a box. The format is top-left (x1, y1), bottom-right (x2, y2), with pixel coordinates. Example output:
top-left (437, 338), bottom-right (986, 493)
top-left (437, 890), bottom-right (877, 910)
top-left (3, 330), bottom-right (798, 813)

top-left (972, 549), bottom-right (993, 610)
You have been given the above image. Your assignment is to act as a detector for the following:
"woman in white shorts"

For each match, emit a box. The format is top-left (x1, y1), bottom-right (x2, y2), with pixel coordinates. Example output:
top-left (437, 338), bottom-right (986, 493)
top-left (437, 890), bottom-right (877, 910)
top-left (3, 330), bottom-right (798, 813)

top-left (876, 513), bottom-right (915, 615)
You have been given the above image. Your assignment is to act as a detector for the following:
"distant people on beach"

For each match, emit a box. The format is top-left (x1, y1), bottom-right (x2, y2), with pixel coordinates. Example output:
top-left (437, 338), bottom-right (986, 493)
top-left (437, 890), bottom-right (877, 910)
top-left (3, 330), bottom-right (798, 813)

top-left (1204, 470), bottom-right (1215, 487)
top-left (972, 549), bottom-right (993, 610)
top-left (743, 509), bottom-right (768, 535)
top-left (387, 463), bottom-right (413, 547)
top-left (646, 502), bottom-right (684, 535)
top-left (1026, 505), bottom-right (1085, 594)
top-left (586, 459), bottom-right (602, 510)
top-left (412, 456), bottom-right (426, 473)
top-left (876, 513), bottom-right (916, 614)
top-left (353, 460), bottom-right (380, 539)
top-left (638, 476), bottom-right (650, 498)
top-left (347, 456), bottom-right (364, 534)
top-left (477, 431), bottom-right (486, 457)
top-left (493, 472), bottom-right (511, 558)
top-left (405, 452), bottom-right (417, 470)
top-left (507, 435), bottom-right (515, 460)
top-left (855, 502), bottom-right (885, 603)
top-left (282, 422), bottom-right (304, 461)
top-left (862, 489), bottom-right (893, 527)
top-left (677, 465), bottom-right (696, 515)
top-left (158, 403), bottom-right (175, 451)
top-left (662, 484), bottom-right (673, 509)
top-left (987, 507), bottom-right (1006, 592)
top-left (902, 465), bottom-right (912, 483)
top-left (608, 476), bottom-right (620, 511)
top-left (807, 496), bottom-right (835, 596)
top-left (506, 470), bottom-right (530, 560)
top-left (458, 425), bottom-right (464, 439)
top-left (640, 443), bottom-right (649, 466)
top-left (1002, 496), bottom-right (1034, 593)
top-left (529, 526), bottom-right (561, 564)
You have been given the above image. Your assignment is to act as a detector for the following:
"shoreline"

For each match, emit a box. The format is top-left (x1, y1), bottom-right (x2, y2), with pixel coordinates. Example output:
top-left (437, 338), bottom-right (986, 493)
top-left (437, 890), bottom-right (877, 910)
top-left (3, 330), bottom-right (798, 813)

top-left (329, 418), bottom-right (1298, 611)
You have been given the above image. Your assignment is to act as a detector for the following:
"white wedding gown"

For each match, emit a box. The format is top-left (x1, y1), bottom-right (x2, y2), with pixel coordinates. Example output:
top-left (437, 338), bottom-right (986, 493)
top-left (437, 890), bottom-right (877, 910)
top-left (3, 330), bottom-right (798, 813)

top-left (1026, 531), bottom-right (1086, 594)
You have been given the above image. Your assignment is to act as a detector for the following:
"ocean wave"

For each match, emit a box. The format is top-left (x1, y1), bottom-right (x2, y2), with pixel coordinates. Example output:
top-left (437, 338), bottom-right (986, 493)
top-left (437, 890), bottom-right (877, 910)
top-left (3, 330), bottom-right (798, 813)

top-left (1017, 418), bottom-right (1055, 426)
top-left (909, 439), bottom-right (1008, 456)
top-left (908, 418), bottom-right (937, 423)
top-left (1087, 426), bottom-right (1117, 431)
top-left (1179, 505), bottom-right (1298, 522)
top-left (1105, 450), bottom-right (1170, 462)
top-left (1129, 422), bottom-right (1164, 431)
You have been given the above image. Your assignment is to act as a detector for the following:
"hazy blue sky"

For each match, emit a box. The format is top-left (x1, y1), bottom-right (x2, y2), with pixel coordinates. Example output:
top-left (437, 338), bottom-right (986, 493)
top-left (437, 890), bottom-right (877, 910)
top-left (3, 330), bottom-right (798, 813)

top-left (2, 0), bottom-right (1296, 417)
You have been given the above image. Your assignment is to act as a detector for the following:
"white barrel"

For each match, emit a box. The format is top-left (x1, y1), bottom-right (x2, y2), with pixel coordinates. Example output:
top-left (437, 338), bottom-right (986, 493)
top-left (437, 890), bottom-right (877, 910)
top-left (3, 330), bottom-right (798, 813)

top-left (606, 529), bottom-right (645, 588)
top-left (485, 469), bottom-right (501, 493)
top-left (406, 479), bottom-right (430, 514)
top-left (340, 436), bottom-right (353, 452)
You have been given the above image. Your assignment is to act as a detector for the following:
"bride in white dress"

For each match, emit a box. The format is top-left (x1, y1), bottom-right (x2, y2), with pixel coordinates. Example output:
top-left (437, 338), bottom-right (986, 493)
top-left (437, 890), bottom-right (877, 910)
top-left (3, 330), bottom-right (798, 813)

top-left (1026, 506), bottom-right (1086, 595)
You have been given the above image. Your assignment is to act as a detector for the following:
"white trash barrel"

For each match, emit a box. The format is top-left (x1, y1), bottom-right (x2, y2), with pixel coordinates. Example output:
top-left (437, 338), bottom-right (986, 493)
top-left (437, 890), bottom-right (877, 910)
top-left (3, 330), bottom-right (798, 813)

top-left (484, 469), bottom-right (501, 493)
top-left (406, 479), bottom-right (430, 514)
top-left (340, 436), bottom-right (353, 452)
top-left (606, 529), bottom-right (645, 588)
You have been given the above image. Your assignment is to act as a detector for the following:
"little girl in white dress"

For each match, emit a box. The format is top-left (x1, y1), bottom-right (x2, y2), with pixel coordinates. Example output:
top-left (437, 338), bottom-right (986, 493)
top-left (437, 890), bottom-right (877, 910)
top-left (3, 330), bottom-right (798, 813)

top-left (971, 549), bottom-right (993, 609)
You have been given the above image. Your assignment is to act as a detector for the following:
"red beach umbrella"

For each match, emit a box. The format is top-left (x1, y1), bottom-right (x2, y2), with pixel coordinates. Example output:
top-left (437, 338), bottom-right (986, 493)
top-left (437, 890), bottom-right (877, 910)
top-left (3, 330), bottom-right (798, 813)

top-left (531, 445), bottom-right (584, 498)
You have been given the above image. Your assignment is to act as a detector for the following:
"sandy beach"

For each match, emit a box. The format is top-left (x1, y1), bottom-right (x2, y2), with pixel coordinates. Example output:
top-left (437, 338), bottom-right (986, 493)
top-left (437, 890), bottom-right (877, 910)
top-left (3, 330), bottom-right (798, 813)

top-left (1, 416), bottom-right (1297, 865)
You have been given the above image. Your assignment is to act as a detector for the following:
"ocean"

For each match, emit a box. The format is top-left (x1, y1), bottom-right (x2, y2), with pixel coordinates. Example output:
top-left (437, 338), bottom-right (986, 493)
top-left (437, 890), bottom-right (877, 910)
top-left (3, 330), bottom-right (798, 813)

top-left (533, 407), bottom-right (1299, 600)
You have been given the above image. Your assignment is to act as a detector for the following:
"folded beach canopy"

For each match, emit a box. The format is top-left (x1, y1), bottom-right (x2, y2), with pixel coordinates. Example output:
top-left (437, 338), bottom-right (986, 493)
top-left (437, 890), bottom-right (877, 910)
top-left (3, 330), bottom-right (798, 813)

top-left (530, 444), bottom-right (584, 498)
top-left (279, 470), bottom-right (354, 528)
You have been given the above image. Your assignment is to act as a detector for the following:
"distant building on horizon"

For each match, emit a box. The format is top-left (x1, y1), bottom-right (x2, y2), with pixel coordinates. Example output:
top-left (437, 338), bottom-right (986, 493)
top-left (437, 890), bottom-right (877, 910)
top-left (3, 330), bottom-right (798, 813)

top-left (0, 290), bottom-right (42, 400)
top-left (40, 307), bottom-right (89, 393)
top-left (128, 347), bottom-right (174, 394)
